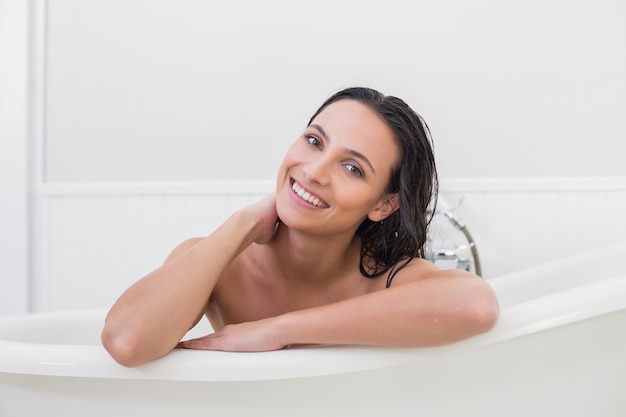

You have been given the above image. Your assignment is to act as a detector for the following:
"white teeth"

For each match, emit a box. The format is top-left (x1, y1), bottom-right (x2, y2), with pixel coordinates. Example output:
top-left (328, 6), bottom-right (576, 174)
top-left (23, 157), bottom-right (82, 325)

top-left (291, 181), bottom-right (327, 207)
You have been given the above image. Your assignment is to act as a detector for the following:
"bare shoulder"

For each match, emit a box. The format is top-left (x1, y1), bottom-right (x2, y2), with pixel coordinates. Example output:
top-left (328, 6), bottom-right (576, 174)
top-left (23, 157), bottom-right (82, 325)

top-left (386, 258), bottom-right (498, 318)
top-left (386, 257), bottom-right (482, 287)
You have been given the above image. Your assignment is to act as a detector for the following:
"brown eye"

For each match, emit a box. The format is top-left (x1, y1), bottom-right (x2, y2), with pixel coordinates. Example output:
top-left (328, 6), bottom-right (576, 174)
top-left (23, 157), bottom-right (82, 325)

top-left (306, 136), bottom-right (322, 149)
top-left (344, 164), bottom-right (363, 177)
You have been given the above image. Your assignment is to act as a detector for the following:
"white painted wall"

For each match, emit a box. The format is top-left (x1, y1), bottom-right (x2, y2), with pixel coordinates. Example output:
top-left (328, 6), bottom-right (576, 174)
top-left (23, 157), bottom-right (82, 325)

top-left (43, 0), bottom-right (626, 182)
top-left (0, 0), bottom-right (29, 314)
top-left (1, 0), bottom-right (626, 315)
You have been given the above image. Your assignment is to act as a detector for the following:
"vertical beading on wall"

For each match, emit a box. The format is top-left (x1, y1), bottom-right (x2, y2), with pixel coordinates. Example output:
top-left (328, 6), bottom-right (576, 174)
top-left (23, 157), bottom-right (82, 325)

top-left (439, 181), bottom-right (626, 278)
top-left (28, 179), bottom-right (626, 312)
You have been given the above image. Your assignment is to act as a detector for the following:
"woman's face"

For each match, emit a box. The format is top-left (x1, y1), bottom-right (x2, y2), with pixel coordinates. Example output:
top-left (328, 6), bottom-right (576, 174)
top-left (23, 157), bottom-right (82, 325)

top-left (276, 99), bottom-right (400, 236)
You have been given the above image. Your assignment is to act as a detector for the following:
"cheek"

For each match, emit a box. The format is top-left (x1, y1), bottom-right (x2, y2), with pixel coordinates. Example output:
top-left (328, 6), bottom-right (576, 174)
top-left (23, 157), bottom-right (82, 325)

top-left (279, 143), bottom-right (306, 169)
top-left (276, 146), bottom-right (298, 178)
top-left (335, 184), bottom-right (381, 214)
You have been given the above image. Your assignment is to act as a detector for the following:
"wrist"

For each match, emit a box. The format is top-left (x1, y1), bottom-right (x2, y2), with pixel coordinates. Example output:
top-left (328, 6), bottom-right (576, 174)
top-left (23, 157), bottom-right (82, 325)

top-left (273, 311), bottom-right (304, 347)
top-left (233, 197), bottom-right (278, 245)
top-left (227, 208), bottom-right (264, 248)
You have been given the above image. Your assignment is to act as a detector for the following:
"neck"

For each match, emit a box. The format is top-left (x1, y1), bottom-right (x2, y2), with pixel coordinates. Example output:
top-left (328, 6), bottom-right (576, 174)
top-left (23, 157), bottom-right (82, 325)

top-left (267, 223), bottom-right (361, 285)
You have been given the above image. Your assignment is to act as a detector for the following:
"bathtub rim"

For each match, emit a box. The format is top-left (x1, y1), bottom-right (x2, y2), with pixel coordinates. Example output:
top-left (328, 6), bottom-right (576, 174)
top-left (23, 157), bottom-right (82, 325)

top-left (2, 268), bottom-right (626, 382)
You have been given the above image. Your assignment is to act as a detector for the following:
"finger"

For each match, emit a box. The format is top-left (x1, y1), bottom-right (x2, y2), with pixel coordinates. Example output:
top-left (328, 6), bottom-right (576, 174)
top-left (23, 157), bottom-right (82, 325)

top-left (179, 334), bottom-right (221, 350)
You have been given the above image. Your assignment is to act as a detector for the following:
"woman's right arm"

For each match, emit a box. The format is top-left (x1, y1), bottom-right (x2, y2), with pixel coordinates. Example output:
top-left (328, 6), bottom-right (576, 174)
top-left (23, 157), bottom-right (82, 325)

top-left (101, 194), bottom-right (278, 367)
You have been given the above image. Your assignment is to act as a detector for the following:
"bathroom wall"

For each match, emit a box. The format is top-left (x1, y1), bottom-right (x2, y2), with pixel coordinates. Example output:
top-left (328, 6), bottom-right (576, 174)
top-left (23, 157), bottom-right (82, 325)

top-left (1, 0), bottom-right (626, 314)
top-left (0, 0), bottom-right (29, 314)
top-left (44, 0), bottom-right (626, 181)
top-left (33, 179), bottom-right (626, 312)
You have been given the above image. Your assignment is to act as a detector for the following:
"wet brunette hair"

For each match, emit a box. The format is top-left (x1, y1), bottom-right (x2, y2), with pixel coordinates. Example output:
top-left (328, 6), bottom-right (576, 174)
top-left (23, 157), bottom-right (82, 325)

top-left (308, 87), bottom-right (438, 284)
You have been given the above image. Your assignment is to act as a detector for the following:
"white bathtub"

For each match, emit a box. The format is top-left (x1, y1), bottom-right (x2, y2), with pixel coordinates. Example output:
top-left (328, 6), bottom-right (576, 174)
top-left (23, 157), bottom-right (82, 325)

top-left (1, 242), bottom-right (626, 417)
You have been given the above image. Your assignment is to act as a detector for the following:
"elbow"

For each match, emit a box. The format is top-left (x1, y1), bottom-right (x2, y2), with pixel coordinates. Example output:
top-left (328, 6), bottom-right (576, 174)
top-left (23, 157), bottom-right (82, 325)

top-left (469, 299), bottom-right (499, 335)
top-left (101, 323), bottom-right (146, 368)
top-left (463, 283), bottom-right (499, 335)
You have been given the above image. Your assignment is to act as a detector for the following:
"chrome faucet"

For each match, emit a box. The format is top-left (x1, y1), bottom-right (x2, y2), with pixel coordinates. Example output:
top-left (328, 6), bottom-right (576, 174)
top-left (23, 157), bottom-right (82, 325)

top-left (428, 196), bottom-right (482, 277)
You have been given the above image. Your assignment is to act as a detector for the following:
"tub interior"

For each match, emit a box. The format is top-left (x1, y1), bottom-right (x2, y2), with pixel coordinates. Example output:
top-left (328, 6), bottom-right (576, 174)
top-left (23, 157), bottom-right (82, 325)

top-left (0, 310), bottom-right (214, 346)
top-left (0, 310), bottom-right (104, 345)
top-left (487, 241), bottom-right (626, 307)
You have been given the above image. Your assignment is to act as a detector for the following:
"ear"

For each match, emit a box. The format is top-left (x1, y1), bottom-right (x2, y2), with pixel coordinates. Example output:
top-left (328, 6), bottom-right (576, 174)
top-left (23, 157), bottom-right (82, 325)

top-left (367, 193), bottom-right (400, 222)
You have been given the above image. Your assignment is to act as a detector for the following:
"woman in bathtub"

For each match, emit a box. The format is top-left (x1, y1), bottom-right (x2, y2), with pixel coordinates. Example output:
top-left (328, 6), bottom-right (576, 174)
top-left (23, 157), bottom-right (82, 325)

top-left (102, 87), bottom-right (499, 367)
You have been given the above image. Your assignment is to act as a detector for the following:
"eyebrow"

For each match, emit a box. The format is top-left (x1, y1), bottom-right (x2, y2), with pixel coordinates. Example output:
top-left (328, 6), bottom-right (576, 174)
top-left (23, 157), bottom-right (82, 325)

top-left (309, 124), bottom-right (376, 174)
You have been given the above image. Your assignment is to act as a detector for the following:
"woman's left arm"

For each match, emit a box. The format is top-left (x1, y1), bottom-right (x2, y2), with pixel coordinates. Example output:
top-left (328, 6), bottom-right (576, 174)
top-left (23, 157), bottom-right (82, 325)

top-left (180, 266), bottom-right (499, 351)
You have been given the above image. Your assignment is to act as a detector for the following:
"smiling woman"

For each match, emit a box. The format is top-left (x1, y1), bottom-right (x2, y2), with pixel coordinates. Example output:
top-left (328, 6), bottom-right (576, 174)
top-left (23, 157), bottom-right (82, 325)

top-left (101, 87), bottom-right (499, 368)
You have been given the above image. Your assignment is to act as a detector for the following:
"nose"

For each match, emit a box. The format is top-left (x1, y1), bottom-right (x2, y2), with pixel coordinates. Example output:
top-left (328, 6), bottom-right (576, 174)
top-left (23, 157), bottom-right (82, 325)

top-left (302, 153), bottom-right (331, 185)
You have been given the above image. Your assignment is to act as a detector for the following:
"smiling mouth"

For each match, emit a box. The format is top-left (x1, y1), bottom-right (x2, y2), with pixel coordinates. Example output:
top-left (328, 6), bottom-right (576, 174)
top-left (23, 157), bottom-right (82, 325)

top-left (291, 180), bottom-right (329, 208)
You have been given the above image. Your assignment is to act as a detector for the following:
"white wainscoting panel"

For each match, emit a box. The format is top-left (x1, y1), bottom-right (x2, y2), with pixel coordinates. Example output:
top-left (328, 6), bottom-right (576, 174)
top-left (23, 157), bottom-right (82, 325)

top-left (438, 179), bottom-right (626, 278)
top-left (34, 182), bottom-right (273, 312)
top-left (32, 179), bottom-right (626, 312)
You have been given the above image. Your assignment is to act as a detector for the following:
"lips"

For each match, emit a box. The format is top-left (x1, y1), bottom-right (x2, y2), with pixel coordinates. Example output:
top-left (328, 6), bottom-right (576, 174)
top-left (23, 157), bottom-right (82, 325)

top-left (291, 180), bottom-right (329, 208)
